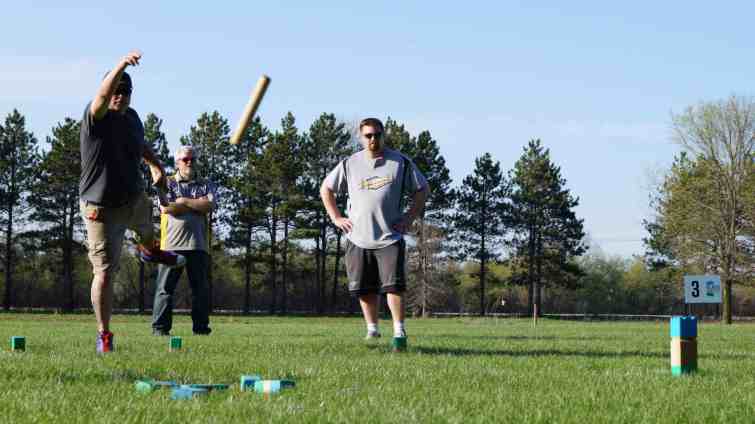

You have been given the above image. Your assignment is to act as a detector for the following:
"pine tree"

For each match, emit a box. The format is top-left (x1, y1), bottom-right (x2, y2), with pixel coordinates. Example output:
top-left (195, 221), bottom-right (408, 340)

top-left (143, 113), bottom-right (174, 184)
top-left (253, 112), bottom-right (304, 313)
top-left (453, 153), bottom-right (509, 315)
top-left (224, 117), bottom-right (270, 313)
top-left (508, 140), bottom-right (586, 315)
top-left (27, 118), bottom-right (84, 311)
top-left (0, 110), bottom-right (40, 310)
top-left (299, 113), bottom-right (354, 312)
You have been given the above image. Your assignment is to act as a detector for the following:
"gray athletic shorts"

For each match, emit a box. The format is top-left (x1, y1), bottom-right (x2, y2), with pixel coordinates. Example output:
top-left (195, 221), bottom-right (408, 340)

top-left (344, 239), bottom-right (406, 295)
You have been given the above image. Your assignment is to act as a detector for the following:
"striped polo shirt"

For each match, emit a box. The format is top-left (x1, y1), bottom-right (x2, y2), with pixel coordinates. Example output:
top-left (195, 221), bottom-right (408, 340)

top-left (160, 173), bottom-right (218, 252)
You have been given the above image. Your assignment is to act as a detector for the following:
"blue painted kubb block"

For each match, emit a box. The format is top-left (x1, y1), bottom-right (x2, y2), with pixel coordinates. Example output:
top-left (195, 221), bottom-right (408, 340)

top-left (670, 316), bottom-right (697, 338)
top-left (188, 383), bottom-right (229, 392)
top-left (171, 385), bottom-right (209, 400)
top-left (240, 375), bottom-right (261, 391)
top-left (135, 379), bottom-right (177, 393)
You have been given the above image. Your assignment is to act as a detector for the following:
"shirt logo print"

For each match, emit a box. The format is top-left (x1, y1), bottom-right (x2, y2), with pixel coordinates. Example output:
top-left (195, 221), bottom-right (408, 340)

top-left (359, 175), bottom-right (393, 190)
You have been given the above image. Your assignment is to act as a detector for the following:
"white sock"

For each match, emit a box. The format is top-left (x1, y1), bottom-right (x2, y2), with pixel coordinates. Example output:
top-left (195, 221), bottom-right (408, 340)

top-left (393, 321), bottom-right (405, 337)
top-left (367, 323), bottom-right (379, 334)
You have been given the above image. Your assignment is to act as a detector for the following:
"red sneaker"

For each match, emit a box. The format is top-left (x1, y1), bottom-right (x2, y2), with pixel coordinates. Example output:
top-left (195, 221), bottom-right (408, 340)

top-left (136, 245), bottom-right (186, 268)
top-left (96, 331), bottom-right (114, 354)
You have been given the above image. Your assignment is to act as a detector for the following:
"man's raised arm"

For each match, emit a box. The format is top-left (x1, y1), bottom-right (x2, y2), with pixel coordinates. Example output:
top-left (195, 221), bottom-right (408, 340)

top-left (90, 51), bottom-right (141, 120)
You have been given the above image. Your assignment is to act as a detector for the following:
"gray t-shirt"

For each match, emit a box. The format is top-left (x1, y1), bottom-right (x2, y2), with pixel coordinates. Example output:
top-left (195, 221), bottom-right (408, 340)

top-left (79, 103), bottom-right (145, 206)
top-left (324, 148), bottom-right (428, 249)
top-left (160, 174), bottom-right (218, 252)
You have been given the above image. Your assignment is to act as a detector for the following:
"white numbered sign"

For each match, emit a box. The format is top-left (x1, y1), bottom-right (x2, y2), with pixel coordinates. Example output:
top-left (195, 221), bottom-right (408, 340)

top-left (684, 275), bottom-right (721, 304)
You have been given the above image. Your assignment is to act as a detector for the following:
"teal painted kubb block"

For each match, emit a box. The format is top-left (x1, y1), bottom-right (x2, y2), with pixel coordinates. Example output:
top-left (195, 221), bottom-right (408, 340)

top-left (169, 336), bottom-right (182, 351)
top-left (671, 364), bottom-right (697, 376)
top-left (11, 336), bottom-right (25, 351)
top-left (670, 316), bottom-right (697, 338)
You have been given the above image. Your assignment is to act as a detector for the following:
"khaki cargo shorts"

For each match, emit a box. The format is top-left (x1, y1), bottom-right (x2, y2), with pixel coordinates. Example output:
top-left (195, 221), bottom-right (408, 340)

top-left (80, 193), bottom-right (155, 278)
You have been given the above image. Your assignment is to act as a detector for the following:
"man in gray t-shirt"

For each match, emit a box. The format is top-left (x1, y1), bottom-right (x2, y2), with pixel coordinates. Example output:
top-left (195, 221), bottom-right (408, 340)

top-left (321, 117), bottom-right (429, 348)
top-left (79, 50), bottom-right (185, 354)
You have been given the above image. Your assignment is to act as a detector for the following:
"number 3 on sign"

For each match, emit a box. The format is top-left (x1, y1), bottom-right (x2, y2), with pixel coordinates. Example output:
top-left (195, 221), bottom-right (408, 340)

top-left (690, 280), bottom-right (700, 297)
top-left (684, 275), bottom-right (721, 304)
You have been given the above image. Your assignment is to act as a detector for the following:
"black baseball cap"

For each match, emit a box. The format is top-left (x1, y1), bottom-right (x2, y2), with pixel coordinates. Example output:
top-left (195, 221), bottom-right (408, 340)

top-left (118, 72), bottom-right (133, 90)
top-left (103, 71), bottom-right (133, 93)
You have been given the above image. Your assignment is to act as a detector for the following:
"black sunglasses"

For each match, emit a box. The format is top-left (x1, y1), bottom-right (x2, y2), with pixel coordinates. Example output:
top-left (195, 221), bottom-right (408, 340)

top-left (114, 87), bottom-right (132, 96)
top-left (363, 132), bottom-right (383, 140)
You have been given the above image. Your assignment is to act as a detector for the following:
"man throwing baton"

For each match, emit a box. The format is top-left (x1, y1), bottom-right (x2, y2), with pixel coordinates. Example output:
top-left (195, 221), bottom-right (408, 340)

top-left (80, 50), bottom-right (185, 353)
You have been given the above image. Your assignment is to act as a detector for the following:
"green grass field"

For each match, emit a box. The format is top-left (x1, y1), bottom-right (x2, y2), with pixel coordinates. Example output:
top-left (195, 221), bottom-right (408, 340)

top-left (1, 314), bottom-right (754, 423)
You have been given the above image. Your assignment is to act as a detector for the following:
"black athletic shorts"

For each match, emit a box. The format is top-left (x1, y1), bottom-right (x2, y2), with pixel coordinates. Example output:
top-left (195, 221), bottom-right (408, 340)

top-left (344, 239), bottom-right (406, 295)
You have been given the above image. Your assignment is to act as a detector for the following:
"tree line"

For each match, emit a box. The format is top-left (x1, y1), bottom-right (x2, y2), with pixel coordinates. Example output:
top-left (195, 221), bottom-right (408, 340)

top-left (0, 96), bottom-right (752, 319)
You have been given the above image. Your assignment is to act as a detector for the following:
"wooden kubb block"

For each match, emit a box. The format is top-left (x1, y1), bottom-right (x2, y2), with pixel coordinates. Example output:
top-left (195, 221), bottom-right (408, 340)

top-left (670, 337), bottom-right (697, 375)
top-left (254, 380), bottom-right (295, 394)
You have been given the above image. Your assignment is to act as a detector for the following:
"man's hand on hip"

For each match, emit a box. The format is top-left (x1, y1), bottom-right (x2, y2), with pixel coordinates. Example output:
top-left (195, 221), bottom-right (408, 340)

top-left (333, 217), bottom-right (353, 233)
top-left (392, 215), bottom-right (415, 234)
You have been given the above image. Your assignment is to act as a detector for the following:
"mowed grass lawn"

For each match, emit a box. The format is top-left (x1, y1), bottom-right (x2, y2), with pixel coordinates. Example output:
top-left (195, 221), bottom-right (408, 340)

top-left (1, 314), bottom-right (754, 423)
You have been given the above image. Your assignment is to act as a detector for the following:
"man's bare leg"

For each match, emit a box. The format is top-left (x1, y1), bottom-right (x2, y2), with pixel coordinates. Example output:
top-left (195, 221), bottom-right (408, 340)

top-left (359, 293), bottom-right (380, 337)
top-left (387, 293), bottom-right (406, 337)
top-left (91, 273), bottom-right (113, 333)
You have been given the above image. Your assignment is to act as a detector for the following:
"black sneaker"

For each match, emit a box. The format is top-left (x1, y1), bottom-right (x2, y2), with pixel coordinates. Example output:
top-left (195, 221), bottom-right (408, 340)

top-left (193, 328), bottom-right (212, 336)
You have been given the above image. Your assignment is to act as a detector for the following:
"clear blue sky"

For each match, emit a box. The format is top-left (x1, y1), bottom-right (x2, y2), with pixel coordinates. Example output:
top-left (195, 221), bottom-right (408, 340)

top-left (2, 2), bottom-right (752, 258)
